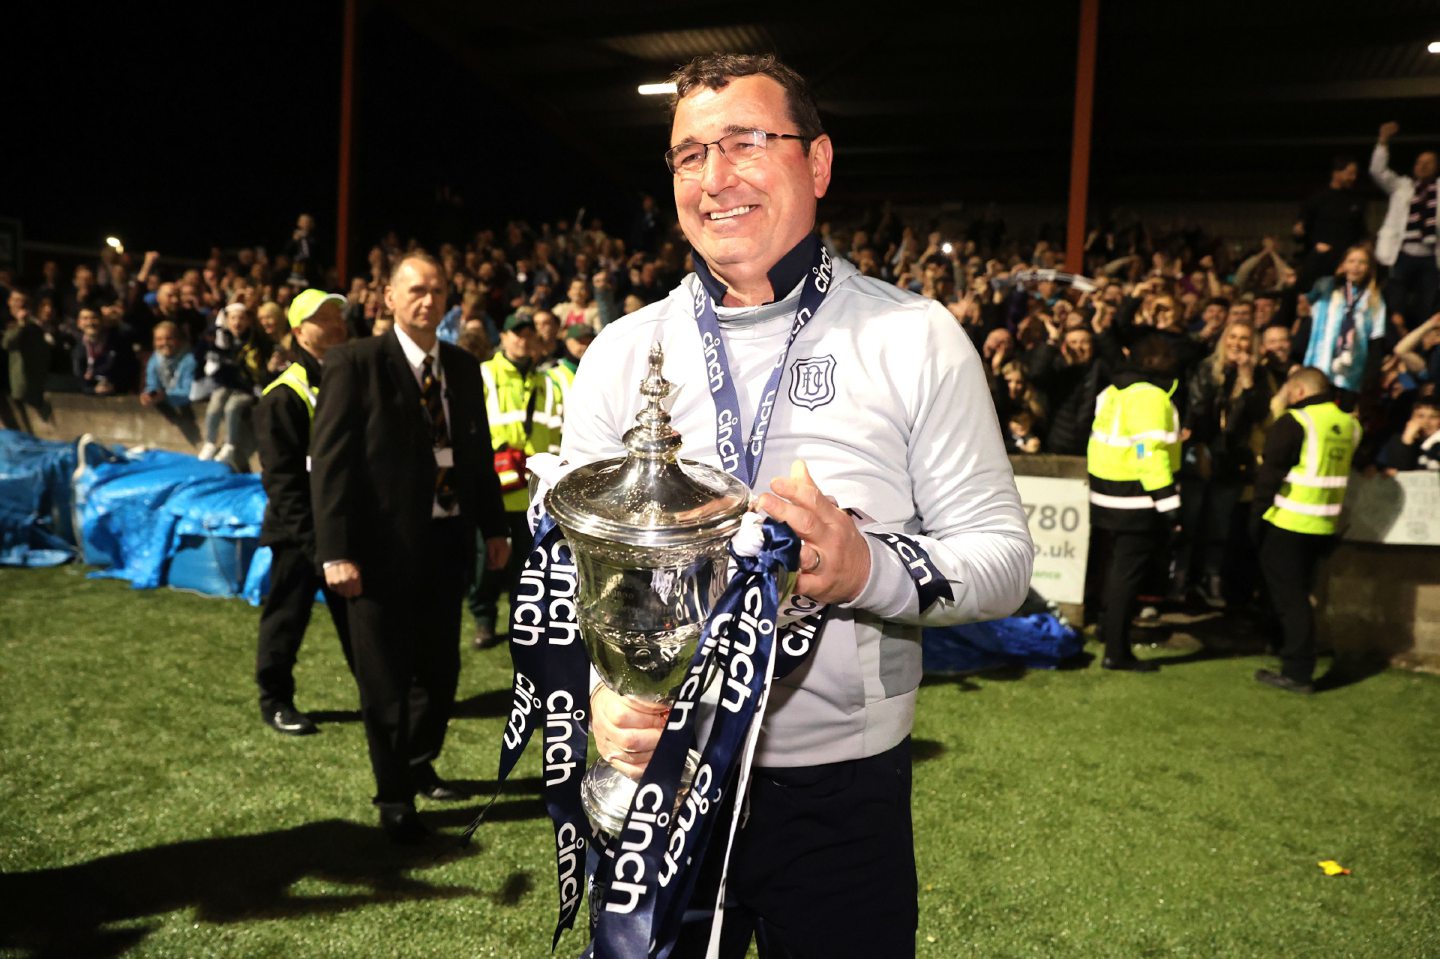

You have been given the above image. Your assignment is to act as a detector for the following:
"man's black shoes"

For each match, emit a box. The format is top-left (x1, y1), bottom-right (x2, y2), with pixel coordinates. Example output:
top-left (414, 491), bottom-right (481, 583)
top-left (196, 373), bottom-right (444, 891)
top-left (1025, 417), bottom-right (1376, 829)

top-left (378, 802), bottom-right (430, 844)
top-left (264, 704), bottom-right (319, 736)
top-left (472, 623), bottom-right (503, 650)
top-left (415, 763), bottom-right (469, 802)
top-left (1255, 668), bottom-right (1314, 695)
top-left (1102, 656), bottom-right (1160, 673)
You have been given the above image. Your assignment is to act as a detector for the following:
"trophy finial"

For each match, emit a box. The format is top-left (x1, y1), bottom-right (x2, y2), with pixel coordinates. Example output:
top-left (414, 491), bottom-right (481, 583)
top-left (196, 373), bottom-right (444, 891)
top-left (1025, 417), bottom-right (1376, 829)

top-left (626, 342), bottom-right (682, 458)
top-left (640, 343), bottom-right (671, 407)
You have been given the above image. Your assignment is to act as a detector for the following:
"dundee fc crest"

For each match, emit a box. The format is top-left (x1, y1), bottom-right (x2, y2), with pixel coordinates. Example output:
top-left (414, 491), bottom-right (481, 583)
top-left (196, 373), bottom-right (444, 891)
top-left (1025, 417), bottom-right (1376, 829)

top-left (788, 355), bottom-right (836, 411)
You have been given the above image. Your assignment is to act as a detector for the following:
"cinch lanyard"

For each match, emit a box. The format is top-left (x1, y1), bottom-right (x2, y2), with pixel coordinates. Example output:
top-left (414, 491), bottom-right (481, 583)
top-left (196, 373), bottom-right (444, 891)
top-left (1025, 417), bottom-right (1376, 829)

top-left (694, 242), bottom-right (834, 487)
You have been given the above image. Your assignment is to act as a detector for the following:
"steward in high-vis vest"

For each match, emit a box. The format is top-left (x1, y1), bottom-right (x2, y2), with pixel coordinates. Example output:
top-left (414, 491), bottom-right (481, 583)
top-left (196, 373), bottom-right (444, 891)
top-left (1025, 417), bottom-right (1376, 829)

top-left (1087, 338), bottom-right (1182, 673)
top-left (254, 289), bottom-right (355, 735)
top-left (1250, 366), bottom-right (1361, 694)
top-left (546, 323), bottom-right (596, 424)
top-left (468, 312), bottom-right (563, 649)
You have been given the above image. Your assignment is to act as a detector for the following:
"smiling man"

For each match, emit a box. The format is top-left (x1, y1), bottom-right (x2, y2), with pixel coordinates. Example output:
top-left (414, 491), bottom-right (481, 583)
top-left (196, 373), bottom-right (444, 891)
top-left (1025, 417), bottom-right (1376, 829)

top-left (559, 54), bottom-right (1033, 957)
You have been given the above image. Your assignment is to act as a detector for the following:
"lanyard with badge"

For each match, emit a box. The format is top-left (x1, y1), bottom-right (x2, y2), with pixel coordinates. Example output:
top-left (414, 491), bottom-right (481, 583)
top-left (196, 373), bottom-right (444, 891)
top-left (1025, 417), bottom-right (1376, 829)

top-left (694, 241), bottom-right (834, 486)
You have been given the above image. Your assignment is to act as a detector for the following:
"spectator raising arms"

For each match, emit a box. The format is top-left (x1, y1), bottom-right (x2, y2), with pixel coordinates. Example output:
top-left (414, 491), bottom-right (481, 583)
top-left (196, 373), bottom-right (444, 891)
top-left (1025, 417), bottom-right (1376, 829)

top-left (1371, 122), bottom-right (1439, 331)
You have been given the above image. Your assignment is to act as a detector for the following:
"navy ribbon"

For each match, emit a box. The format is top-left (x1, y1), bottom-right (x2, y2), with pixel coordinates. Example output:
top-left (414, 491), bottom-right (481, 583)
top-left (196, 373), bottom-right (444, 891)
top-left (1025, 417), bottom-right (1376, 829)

top-left (867, 531), bottom-right (954, 613)
top-left (469, 514), bottom-right (591, 946)
top-left (696, 243), bottom-right (834, 486)
top-left (587, 520), bottom-right (801, 959)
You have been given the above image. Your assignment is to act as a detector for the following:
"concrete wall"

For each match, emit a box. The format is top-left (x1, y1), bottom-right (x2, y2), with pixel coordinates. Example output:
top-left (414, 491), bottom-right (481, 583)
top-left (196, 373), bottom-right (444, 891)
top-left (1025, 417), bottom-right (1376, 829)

top-left (1318, 543), bottom-right (1440, 669)
top-left (2, 393), bottom-right (205, 454)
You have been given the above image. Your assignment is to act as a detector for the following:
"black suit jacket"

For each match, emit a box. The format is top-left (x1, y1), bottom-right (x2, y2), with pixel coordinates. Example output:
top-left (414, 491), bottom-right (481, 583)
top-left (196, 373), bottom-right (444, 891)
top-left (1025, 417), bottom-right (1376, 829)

top-left (310, 330), bottom-right (507, 589)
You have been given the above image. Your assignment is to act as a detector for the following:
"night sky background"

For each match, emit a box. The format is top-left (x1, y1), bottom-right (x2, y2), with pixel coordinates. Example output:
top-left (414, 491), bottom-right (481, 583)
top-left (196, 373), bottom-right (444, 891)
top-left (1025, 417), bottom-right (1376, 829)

top-left (11, 2), bottom-right (639, 269)
top-left (10, 1), bottom-right (1440, 280)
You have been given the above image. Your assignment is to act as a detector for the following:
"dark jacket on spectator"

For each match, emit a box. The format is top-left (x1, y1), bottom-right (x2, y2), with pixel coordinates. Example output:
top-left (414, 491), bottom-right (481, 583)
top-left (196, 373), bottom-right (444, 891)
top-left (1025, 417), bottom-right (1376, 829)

top-left (1380, 430), bottom-right (1440, 472)
top-left (3, 321), bottom-right (50, 405)
top-left (1185, 355), bottom-right (1271, 484)
top-left (1028, 343), bottom-right (1102, 455)
top-left (203, 326), bottom-right (272, 394)
top-left (71, 328), bottom-right (138, 394)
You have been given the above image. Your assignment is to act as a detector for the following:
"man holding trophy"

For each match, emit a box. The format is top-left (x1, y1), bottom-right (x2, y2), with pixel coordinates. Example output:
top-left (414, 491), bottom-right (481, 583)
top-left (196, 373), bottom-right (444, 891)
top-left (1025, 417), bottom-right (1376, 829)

top-left (543, 54), bottom-right (1034, 957)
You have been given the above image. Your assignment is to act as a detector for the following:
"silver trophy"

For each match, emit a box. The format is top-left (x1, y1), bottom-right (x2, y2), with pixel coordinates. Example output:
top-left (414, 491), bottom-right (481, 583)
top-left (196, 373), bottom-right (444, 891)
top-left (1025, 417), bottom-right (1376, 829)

top-left (546, 344), bottom-right (749, 837)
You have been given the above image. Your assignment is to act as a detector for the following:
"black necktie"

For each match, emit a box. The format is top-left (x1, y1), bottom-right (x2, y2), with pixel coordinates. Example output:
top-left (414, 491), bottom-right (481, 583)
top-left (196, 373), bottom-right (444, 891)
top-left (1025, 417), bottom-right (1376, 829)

top-left (420, 355), bottom-right (457, 512)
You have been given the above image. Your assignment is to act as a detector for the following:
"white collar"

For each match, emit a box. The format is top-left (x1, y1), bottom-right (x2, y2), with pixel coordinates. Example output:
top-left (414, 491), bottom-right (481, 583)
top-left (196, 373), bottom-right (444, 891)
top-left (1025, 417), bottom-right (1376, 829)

top-left (393, 324), bottom-right (439, 370)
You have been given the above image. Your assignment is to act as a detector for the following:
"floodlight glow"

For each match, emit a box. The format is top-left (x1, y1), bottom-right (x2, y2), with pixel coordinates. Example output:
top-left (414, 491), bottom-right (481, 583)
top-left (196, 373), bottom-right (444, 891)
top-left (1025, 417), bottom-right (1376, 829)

top-left (638, 82), bottom-right (678, 96)
top-left (1429, 40), bottom-right (1440, 53)
top-left (105, 236), bottom-right (124, 253)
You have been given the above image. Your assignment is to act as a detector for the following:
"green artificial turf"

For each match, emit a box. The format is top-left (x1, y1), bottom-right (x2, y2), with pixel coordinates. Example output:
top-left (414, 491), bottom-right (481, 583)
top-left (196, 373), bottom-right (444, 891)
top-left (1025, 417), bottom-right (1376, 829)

top-left (2, 565), bottom-right (1437, 958)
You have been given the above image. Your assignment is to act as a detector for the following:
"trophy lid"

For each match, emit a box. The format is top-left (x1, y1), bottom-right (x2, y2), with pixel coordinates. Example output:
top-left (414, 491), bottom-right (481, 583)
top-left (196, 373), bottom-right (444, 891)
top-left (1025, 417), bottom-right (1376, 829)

top-left (547, 343), bottom-right (749, 549)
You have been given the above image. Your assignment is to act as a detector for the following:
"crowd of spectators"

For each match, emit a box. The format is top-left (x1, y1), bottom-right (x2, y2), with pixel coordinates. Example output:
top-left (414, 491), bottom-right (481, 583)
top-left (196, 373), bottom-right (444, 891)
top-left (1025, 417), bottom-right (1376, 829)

top-left (2, 123), bottom-right (1436, 608)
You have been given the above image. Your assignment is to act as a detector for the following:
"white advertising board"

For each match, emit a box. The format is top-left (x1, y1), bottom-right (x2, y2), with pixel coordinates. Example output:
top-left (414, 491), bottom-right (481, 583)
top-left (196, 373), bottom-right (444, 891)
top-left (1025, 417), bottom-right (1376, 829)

top-left (1342, 471), bottom-right (1440, 546)
top-left (1013, 474), bottom-right (1090, 604)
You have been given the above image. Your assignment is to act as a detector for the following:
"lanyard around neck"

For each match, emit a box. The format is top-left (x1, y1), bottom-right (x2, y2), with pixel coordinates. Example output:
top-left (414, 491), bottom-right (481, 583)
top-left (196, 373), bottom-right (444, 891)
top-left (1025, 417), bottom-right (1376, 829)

top-left (693, 243), bottom-right (834, 487)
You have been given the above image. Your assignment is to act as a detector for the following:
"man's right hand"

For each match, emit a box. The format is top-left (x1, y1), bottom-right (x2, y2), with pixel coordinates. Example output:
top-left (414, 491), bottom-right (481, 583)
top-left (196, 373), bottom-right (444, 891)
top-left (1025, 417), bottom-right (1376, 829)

top-left (1379, 121), bottom-right (1399, 144)
top-left (325, 561), bottom-right (363, 598)
top-left (590, 686), bottom-right (669, 780)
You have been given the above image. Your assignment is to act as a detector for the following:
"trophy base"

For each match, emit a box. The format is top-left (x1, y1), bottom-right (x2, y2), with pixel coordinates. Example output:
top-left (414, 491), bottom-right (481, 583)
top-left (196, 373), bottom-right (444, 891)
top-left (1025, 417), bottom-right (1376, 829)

top-left (581, 748), bottom-right (701, 838)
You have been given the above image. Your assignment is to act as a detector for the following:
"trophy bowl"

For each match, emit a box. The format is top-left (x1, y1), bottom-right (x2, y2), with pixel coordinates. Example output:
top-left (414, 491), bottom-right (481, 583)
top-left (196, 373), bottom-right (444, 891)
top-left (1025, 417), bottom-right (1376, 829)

top-left (547, 344), bottom-right (749, 837)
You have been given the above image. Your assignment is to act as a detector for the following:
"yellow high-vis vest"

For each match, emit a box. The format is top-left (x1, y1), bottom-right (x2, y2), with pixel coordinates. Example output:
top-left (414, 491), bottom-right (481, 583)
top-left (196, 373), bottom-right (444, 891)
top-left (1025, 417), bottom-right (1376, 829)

top-left (481, 354), bottom-right (563, 512)
top-left (1263, 401), bottom-right (1360, 536)
top-left (547, 360), bottom-right (577, 423)
top-left (1087, 380), bottom-right (1182, 519)
top-left (261, 362), bottom-right (317, 419)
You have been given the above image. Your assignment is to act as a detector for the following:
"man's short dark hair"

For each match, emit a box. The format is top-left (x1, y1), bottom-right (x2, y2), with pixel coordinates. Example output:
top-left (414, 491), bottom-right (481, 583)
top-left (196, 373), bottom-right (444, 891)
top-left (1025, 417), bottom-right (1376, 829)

top-left (1254, 291), bottom-right (1280, 304)
top-left (1331, 154), bottom-right (1357, 172)
top-left (1413, 397), bottom-right (1439, 413)
top-left (388, 251), bottom-right (443, 286)
top-left (1131, 335), bottom-right (1179, 376)
top-left (1288, 366), bottom-right (1332, 399)
top-left (1205, 296), bottom-right (1231, 312)
top-left (669, 54), bottom-right (825, 150)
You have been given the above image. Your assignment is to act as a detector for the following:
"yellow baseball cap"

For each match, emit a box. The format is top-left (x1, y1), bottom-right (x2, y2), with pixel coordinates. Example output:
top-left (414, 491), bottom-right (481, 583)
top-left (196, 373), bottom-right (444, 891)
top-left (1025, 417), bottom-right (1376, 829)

top-left (286, 289), bottom-right (348, 328)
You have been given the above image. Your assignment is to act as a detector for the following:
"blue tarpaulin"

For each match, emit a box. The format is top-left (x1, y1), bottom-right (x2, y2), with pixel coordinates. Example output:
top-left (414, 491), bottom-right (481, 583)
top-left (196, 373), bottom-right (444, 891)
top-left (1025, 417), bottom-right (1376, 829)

top-left (0, 431), bottom-right (119, 567)
top-left (0, 434), bottom-right (279, 599)
top-left (77, 451), bottom-right (234, 587)
top-left (922, 613), bottom-right (1082, 674)
top-left (0, 471), bottom-right (73, 567)
top-left (242, 545), bottom-right (273, 606)
top-left (161, 474), bottom-right (266, 597)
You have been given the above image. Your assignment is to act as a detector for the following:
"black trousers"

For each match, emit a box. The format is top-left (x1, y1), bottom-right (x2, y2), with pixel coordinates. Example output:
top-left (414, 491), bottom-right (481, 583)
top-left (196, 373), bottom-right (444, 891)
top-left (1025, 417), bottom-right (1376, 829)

top-left (1384, 251), bottom-right (1440, 326)
top-left (256, 542), bottom-right (354, 713)
top-left (1258, 525), bottom-right (1333, 683)
top-left (467, 510), bottom-right (530, 628)
top-left (1099, 528), bottom-right (1167, 663)
top-left (671, 738), bottom-right (918, 959)
top-left (346, 517), bottom-right (469, 804)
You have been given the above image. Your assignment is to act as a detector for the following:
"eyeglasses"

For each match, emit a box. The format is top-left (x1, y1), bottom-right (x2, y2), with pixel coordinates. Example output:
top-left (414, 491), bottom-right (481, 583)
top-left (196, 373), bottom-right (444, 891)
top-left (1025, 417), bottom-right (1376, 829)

top-left (665, 129), bottom-right (808, 177)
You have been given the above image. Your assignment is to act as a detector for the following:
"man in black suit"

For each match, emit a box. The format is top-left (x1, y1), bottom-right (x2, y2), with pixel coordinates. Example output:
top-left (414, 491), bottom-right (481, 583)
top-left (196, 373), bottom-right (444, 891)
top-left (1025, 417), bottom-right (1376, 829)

top-left (311, 252), bottom-right (510, 843)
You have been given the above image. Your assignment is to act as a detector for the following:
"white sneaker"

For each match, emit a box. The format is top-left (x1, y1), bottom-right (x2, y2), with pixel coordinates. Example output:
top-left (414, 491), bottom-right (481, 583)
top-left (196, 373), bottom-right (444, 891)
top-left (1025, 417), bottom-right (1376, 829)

top-left (197, 442), bottom-right (218, 460)
top-left (215, 443), bottom-right (236, 468)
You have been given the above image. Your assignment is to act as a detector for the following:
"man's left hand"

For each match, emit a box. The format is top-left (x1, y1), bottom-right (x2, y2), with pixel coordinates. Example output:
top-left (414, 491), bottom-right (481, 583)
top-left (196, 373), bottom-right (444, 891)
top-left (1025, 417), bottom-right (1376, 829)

top-left (755, 459), bottom-right (871, 605)
top-left (486, 536), bottom-right (511, 571)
